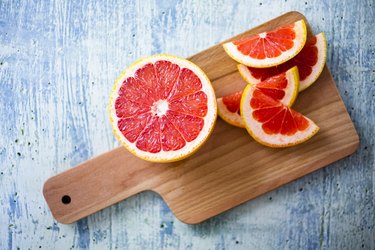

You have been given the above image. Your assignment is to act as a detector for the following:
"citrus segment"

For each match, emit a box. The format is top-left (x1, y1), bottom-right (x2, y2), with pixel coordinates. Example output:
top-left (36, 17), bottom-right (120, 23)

top-left (160, 116), bottom-right (186, 151)
top-left (119, 77), bottom-right (155, 106)
top-left (135, 117), bottom-right (162, 153)
top-left (118, 112), bottom-right (152, 143)
top-left (169, 91), bottom-right (208, 117)
top-left (240, 85), bottom-right (319, 148)
top-left (223, 20), bottom-right (307, 68)
top-left (135, 63), bottom-right (159, 99)
top-left (154, 60), bottom-right (180, 99)
top-left (165, 110), bottom-right (204, 142)
top-left (238, 33), bottom-right (326, 91)
top-left (223, 91), bottom-right (242, 113)
top-left (109, 54), bottom-right (217, 162)
top-left (168, 68), bottom-right (202, 101)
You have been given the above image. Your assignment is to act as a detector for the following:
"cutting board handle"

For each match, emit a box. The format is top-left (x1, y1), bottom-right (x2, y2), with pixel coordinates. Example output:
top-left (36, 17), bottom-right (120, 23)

top-left (43, 147), bottom-right (164, 224)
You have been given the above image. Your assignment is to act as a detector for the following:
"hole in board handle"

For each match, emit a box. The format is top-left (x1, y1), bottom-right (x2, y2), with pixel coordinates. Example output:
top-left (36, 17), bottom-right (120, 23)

top-left (61, 195), bottom-right (71, 204)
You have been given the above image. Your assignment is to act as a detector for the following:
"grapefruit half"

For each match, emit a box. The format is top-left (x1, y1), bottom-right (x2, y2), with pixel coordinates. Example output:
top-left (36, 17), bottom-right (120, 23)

top-left (223, 20), bottom-right (307, 68)
top-left (240, 84), bottom-right (319, 148)
top-left (238, 33), bottom-right (326, 91)
top-left (217, 66), bottom-right (300, 128)
top-left (109, 54), bottom-right (217, 162)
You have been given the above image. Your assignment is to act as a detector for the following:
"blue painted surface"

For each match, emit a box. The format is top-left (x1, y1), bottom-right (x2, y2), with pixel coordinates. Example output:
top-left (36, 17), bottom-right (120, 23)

top-left (0, 0), bottom-right (374, 249)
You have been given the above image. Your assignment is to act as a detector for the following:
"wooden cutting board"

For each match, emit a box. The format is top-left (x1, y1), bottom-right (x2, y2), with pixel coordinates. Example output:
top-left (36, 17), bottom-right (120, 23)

top-left (43, 11), bottom-right (359, 224)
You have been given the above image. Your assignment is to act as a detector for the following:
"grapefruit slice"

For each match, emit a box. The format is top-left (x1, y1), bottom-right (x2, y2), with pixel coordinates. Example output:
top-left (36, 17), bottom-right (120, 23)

top-left (217, 91), bottom-right (245, 128)
top-left (238, 33), bottom-right (326, 91)
top-left (217, 66), bottom-right (300, 128)
top-left (240, 84), bottom-right (319, 148)
top-left (223, 20), bottom-right (307, 68)
top-left (109, 54), bottom-right (217, 162)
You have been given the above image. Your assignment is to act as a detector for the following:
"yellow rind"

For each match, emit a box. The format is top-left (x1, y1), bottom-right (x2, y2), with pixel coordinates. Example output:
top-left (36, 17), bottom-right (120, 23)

top-left (240, 84), bottom-right (319, 148)
top-left (217, 111), bottom-right (245, 128)
top-left (109, 54), bottom-right (217, 163)
top-left (287, 66), bottom-right (300, 107)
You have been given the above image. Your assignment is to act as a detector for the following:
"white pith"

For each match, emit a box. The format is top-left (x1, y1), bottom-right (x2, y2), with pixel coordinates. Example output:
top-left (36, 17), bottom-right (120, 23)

top-left (259, 32), bottom-right (267, 38)
top-left (109, 55), bottom-right (217, 162)
top-left (240, 85), bottom-right (319, 147)
top-left (280, 67), bottom-right (298, 106)
top-left (152, 99), bottom-right (169, 116)
top-left (238, 64), bottom-right (261, 85)
top-left (299, 32), bottom-right (326, 91)
top-left (223, 20), bottom-right (307, 68)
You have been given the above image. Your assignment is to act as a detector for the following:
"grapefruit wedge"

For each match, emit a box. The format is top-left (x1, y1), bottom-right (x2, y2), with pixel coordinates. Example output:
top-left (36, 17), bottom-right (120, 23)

top-left (240, 84), bottom-right (319, 148)
top-left (109, 54), bottom-right (217, 162)
top-left (217, 66), bottom-right (300, 128)
top-left (223, 20), bottom-right (307, 68)
top-left (217, 91), bottom-right (245, 128)
top-left (238, 33), bottom-right (326, 91)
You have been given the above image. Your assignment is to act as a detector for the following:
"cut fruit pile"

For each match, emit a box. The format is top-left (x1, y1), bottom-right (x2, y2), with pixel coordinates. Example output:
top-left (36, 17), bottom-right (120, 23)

top-left (109, 55), bottom-right (217, 162)
top-left (110, 19), bottom-right (327, 162)
top-left (219, 19), bottom-right (327, 148)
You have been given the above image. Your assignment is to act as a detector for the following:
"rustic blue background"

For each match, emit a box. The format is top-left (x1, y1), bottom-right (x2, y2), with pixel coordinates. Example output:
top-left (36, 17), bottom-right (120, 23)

top-left (1, 0), bottom-right (374, 249)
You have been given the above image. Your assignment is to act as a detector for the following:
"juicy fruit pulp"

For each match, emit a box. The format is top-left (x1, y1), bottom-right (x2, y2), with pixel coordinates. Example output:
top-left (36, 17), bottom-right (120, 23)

top-left (110, 55), bottom-right (217, 162)
top-left (222, 92), bottom-right (242, 114)
top-left (239, 33), bottom-right (326, 91)
top-left (250, 90), bottom-right (309, 135)
top-left (223, 20), bottom-right (307, 68)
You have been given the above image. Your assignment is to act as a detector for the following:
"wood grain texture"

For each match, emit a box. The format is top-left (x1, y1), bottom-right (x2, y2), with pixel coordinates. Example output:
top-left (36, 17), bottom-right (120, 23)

top-left (43, 12), bottom-right (359, 226)
top-left (1, 1), bottom-right (374, 249)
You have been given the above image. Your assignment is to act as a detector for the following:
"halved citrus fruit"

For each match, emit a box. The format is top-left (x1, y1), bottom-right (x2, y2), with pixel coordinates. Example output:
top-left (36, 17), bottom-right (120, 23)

top-left (109, 54), bottom-right (217, 162)
top-left (217, 66), bottom-right (300, 128)
top-left (238, 33), bottom-right (326, 91)
top-left (240, 84), bottom-right (319, 148)
top-left (223, 20), bottom-right (307, 68)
